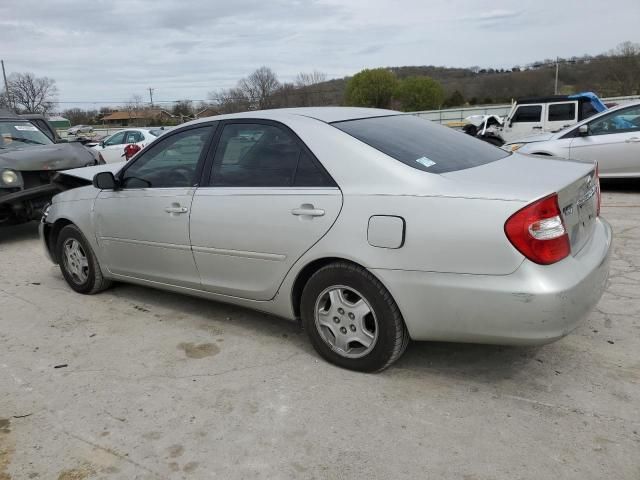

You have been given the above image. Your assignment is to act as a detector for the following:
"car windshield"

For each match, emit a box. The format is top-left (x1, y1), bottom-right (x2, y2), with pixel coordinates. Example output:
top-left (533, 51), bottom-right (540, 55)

top-left (0, 120), bottom-right (54, 150)
top-left (332, 114), bottom-right (510, 174)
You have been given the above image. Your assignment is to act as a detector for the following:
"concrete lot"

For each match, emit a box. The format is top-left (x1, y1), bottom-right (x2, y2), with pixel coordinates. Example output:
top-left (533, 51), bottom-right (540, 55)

top-left (1, 182), bottom-right (639, 480)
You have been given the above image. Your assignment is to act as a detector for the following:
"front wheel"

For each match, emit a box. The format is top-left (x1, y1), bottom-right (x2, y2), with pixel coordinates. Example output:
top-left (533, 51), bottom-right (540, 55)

top-left (56, 224), bottom-right (112, 294)
top-left (300, 262), bottom-right (409, 372)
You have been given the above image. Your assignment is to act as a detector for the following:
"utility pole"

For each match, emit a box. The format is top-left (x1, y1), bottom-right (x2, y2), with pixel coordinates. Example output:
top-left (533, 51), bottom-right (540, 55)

top-left (554, 57), bottom-right (559, 95)
top-left (148, 87), bottom-right (155, 108)
top-left (1, 59), bottom-right (12, 110)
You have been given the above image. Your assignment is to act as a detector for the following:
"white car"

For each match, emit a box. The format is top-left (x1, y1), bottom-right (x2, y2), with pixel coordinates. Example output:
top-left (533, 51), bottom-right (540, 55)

top-left (67, 124), bottom-right (94, 136)
top-left (504, 101), bottom-right (640, 178)
top-left (92, 128), bottom-right (160, 163)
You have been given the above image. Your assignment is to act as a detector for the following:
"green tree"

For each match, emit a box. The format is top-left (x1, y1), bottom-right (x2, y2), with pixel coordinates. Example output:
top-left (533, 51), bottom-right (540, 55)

top-left (443, 90), bottom-right (465, 107)
top-left (393, 76), bottom-right (444, 111)
top-left (345, 68), bottom-right (397, 108)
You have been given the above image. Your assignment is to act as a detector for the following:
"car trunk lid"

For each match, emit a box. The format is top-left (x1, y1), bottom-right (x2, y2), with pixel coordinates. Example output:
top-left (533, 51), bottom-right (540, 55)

top-left (440, 152), bottom-right (598, 255)
top-left (557, 168), bottom-right (599, 255)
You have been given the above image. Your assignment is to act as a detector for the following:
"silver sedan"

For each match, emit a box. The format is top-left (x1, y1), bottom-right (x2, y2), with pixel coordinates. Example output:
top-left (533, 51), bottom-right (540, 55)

top-left (504, 101), bottom-right (640, 178)
top-left (40, 107), bottom-right (612, 372)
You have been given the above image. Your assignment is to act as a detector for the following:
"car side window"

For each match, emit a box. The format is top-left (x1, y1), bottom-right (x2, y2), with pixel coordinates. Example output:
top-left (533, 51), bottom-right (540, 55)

top-left (121, 126), bottom-right (213, 189)
top-left (125, 131), bottom-right (143, 143)
top-left (512, 105), bottom-right (542, 123)
top-left (104, 131), bottom-right (126, 146)
top-left (548, 103), bottom-right (576, 122)
top-left (589, 106), bottom-right (640, 136)
top-left (210, 123), bottom-right (334, 187)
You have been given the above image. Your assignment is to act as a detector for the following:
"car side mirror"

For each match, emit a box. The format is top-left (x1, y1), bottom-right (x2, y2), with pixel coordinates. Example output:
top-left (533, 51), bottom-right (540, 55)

top-left (93, 171), bottom-right (117, 190)
top-left (578, 124), bottom-right (589, 136)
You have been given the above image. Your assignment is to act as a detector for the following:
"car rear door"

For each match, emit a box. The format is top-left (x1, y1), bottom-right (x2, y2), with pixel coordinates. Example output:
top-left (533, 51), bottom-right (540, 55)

top-left (546, 101), bottom-right (578, 132)
top-left (94, 124), bottom-right (216, 287)
top-left (569, 104), bottom-right (640, 177)
top-left (189, 120), bottom-right (342, 301)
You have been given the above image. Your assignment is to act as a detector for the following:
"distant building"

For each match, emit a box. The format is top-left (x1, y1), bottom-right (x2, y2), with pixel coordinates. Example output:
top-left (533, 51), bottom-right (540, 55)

top-left (195, 107), bottom-right (219, 119)
top-left (101, 108), bottom-right (174, 126)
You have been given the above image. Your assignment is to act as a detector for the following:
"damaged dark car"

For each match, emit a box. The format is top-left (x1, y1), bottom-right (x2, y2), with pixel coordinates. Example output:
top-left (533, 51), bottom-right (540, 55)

top-left (0, 109), bottom-right (104, 226)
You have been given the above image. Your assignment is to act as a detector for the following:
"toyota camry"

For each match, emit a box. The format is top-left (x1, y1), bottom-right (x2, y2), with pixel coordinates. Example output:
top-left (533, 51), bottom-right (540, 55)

top-left (40, 107), bottom-right (612, 372)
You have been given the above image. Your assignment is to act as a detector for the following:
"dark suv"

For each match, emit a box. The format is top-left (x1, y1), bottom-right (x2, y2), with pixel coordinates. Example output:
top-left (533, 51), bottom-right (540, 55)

top-left (0, 109), bottom-right (103, 226)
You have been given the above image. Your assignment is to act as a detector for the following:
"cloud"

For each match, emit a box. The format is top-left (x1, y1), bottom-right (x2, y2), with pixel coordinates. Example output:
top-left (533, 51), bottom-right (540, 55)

top-left (0, 0), bottom-right (638, 109)
top-left (478, 9), bottom-right (521, 21)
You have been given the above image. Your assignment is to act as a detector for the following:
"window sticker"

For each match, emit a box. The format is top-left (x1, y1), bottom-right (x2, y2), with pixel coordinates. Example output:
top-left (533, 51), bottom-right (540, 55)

top-left (416, 156), bottom-right (436, 168)
top-left (14, 125), bottom-right (39, 131)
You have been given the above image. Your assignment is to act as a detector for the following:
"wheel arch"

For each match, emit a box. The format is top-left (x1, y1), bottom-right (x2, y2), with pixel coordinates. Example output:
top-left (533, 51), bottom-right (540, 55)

top-left (46, 217), bottom-right (74, 263)
top-left (290, 257), bottom-right (392, 319)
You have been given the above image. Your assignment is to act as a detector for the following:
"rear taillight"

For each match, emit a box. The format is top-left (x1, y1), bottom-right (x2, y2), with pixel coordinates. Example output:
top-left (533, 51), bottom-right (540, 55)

top-left (504, 193), bottom-right (570, 265)
top-left (595, 164), bottom-right (601, 217)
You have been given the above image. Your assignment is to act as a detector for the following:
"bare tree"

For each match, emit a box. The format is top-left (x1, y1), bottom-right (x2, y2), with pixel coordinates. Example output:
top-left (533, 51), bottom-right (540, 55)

top-left (606, 41), bottom-right (640, 95)
top-left (172, 99), bottom-right (194, 117)
top-left (238, 66), bottom-right (280, 109)
top-left (208, 87), bottom-right (251, 114)
top-left (8, 72), bottom-right (58, 113)
top-left (292, 70), bottom-right (332, 106)
top-left (122, 94), bottom-right (145, 125)
top-left (295, 70), bottom-right (327, 88)
top-left (0, 91), bottom-right (9, 109)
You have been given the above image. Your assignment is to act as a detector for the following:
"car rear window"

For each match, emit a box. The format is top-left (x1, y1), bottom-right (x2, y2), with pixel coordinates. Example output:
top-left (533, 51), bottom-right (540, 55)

top-left (332, 115), bottom-right (509, 174)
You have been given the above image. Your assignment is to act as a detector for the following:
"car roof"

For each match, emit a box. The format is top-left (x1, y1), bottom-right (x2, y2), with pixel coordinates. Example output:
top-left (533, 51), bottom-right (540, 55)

top-left (186, 107), bottom-right (401, 126)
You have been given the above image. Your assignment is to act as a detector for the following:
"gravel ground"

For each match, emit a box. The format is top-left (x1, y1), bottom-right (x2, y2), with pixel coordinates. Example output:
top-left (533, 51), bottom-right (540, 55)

top-left (1, 180), bottom-right (639, 480)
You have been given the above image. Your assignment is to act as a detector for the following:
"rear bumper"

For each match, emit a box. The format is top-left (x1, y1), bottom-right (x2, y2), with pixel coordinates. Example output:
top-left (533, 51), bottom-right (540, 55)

top-left (373, 218), bottom-right (612, 345)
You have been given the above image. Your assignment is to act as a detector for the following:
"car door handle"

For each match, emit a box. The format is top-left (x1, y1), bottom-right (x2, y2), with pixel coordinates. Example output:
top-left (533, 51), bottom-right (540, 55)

top-left (532, 126), bottom-right (543, 130)
top-left (625, 137), bottom-right (640, 143)
top-left (291, 206), bottom-right (325, 217)
top-left (165, 205), bottom-right (188, 214)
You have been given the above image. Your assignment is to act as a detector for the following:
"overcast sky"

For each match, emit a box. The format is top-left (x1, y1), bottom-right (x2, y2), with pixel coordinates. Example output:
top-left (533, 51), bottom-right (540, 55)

top-left (1, 0), bottom-right (639, 110)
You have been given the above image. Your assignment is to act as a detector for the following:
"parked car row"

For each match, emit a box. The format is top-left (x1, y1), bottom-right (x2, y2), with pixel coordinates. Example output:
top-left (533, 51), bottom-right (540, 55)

top-left (504, 101), bottom-right (640, 178)
top-left (463, 92), bottom-right (608, 146)
top-left (39, 107), bottom-right (612, 372)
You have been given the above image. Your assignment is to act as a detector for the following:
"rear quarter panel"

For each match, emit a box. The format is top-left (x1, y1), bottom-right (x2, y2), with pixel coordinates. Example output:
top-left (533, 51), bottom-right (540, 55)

top-left (290, 194), bottom-right (526, 276)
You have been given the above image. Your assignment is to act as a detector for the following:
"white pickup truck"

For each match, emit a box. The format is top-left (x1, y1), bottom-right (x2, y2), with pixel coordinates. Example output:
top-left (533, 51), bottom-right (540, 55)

top-left (464, 92), bottom-right (608, 146)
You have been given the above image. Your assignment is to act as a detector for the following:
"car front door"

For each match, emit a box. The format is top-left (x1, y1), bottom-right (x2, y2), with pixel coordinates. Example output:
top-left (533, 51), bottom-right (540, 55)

top-left (94, 124), bottom-right (216, 287)
top-left (100, 131), bottom-right (127, 163)
top-left (502, 104), bottom-right (544, 143)
top-left (569, 105), bottom-right (640, 177)
top-left (189, 120), bottom-right (342, 301)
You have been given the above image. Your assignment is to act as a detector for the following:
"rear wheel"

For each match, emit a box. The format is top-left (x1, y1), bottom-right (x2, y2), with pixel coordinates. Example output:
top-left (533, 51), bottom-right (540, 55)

top-left (301, 262), bottom-right (409, 372)
top-left (56, 224), bottom-right (111, 294)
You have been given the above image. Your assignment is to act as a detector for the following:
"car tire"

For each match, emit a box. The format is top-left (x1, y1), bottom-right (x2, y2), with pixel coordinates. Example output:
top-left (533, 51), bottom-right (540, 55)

top-left (56, 224), bottom-right (112, 294)
top-left (300, 262), bottom-right (409, 372)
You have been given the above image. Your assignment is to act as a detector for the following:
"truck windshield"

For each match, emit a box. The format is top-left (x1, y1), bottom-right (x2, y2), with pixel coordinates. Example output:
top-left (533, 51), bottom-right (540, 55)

top-left (0, 121), bottom-right (54, 150)
top-left (332, 114), bottom-right (509, 174)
